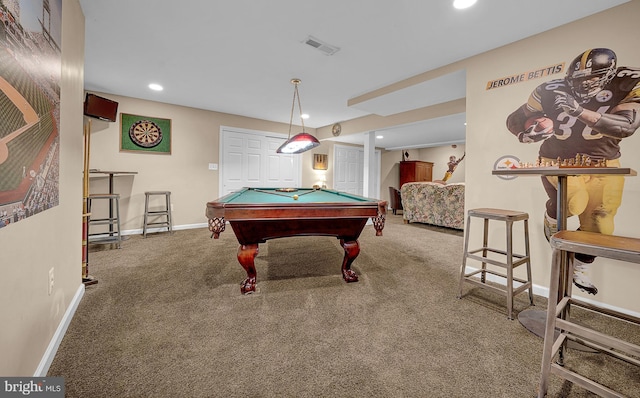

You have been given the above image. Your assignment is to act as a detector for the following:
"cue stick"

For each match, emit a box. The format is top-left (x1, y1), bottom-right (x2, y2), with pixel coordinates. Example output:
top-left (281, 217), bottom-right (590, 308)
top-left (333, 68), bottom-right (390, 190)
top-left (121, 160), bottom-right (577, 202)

top-left (82, 119), bottom-right (97, 285)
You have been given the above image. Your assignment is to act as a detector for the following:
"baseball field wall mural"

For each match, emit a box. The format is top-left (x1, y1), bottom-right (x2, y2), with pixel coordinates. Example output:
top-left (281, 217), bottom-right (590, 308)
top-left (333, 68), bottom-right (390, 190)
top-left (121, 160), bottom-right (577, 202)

top-left (0, 0), bottom-right (62, 228)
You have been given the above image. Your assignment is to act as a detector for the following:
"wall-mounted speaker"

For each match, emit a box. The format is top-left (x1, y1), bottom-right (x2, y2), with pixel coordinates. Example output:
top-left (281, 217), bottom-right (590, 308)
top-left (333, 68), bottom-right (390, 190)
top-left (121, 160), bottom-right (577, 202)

top-left (83, 93), bottom-right (118, 122)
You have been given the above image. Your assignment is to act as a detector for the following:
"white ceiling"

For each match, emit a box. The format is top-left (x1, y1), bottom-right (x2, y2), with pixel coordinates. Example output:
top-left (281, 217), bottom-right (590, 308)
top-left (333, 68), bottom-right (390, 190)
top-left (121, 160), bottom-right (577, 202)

top-left (79, 0), bottom-right (628, 150)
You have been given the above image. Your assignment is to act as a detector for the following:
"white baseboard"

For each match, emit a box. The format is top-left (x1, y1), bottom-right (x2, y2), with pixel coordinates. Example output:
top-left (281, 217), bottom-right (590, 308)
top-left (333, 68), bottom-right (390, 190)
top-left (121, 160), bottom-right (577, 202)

top-left (464, 266), bottom-right (640, 318)
top-left (121, 222), bottom-right (209, 236)
top-left (34, 283), bottom-right (85, 377)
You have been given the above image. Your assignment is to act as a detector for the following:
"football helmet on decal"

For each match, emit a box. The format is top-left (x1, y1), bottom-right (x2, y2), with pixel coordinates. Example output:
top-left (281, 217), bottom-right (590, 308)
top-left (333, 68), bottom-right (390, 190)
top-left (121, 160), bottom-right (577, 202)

top-left (565, 48), bottom-right (617, 102)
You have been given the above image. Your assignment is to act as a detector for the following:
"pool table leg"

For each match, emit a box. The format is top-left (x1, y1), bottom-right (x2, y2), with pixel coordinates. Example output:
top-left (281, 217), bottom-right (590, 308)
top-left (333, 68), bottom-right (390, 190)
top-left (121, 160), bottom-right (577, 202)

top-left (340, 239), bottom-right (360, 283)
top-left (237, 243), bottom-right (259, 294)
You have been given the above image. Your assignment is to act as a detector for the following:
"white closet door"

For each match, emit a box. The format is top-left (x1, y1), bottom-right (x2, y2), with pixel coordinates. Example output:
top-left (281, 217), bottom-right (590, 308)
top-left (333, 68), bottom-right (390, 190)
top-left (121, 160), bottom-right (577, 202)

top-left (333, 144), bottom-right (381, 198)
top-left (220, 128), bottom-right (300, 196)
top-left (333, 145), bottom-right (363, 195)
top-left (244, 133), bottom-right (263, 186)
top-left (264, 136), bottom-right (296, 188)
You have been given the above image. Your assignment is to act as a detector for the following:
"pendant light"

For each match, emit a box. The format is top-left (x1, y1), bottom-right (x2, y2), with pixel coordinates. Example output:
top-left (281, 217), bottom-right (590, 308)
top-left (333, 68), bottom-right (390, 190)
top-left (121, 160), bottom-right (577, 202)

top-left (276, 78), bottom-right (320, 154)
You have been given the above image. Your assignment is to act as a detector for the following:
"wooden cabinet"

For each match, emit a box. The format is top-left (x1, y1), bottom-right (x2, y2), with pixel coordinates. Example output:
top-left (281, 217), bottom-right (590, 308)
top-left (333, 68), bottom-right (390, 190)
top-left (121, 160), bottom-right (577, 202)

top-left (400, 161), bottom-right (433, 186)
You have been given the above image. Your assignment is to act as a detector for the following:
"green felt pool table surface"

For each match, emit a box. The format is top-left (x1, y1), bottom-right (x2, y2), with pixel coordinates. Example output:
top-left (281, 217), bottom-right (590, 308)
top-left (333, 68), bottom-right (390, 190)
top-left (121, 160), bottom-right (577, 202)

top-left (218, 187), bottom-right (377, 204)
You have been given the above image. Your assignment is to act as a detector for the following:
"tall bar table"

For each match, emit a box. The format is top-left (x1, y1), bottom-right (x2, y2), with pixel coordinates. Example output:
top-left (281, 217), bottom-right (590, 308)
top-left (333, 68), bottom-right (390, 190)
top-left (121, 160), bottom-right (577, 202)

top-left (492, 166), bottom-right (636, 338)
top-left (83, 170), bottom-right (138, 285)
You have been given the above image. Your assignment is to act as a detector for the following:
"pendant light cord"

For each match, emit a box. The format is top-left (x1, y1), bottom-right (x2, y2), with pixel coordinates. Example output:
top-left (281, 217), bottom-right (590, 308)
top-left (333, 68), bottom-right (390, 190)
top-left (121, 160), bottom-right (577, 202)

top-left (288, 79), bottom-right (305, 138)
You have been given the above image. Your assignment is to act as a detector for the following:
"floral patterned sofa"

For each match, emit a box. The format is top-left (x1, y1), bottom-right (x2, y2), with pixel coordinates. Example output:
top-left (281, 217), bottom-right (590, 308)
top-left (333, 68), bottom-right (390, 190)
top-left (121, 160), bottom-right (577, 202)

top-left (401, 182), bottom-right (465, 230)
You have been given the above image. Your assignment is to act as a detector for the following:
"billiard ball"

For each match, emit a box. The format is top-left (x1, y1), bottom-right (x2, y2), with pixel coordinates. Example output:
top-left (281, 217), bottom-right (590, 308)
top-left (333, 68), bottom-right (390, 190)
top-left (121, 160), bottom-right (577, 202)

top-left (293, 195), bottom-right (299, 200)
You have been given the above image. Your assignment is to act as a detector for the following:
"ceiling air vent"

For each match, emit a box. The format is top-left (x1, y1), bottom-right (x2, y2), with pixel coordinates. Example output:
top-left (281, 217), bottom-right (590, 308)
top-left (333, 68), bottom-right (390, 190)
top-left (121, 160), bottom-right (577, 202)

top-left (303, 36), bottom-right (340, 56)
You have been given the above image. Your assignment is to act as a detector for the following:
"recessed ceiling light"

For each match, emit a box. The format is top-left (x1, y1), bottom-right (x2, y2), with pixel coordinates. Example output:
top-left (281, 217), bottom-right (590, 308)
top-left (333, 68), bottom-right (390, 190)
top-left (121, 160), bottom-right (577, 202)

top-left (301, 113), bottom-right (309, 119)
top-left (376, 135), bottom-right (383, 139)
top-left (453, 0), bottom-right (477, 9)
top-left (148, 83), bottom-right (163, 91)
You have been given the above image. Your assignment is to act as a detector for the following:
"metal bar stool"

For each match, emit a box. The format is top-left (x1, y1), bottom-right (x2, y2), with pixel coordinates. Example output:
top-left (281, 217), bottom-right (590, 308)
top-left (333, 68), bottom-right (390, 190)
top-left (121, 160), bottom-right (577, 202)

top-left (143, 191), bottom-right (173, 237)
top-left (87, 193), bottom-right (122, 248)
top-left (458, 208), bottom-right (534, 319)
top-left (539, 230), bottom-right (640, 397)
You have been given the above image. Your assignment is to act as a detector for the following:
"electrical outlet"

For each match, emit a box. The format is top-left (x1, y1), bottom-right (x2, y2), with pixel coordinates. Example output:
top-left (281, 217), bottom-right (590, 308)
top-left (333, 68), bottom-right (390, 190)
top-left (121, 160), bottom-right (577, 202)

top-left (48, 267), bottom-right (54, 295)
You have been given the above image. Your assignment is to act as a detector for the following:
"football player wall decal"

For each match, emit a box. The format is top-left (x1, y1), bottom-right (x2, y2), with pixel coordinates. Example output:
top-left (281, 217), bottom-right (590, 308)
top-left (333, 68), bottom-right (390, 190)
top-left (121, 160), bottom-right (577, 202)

top-left (506, 48), bottom-right (640, 295)
top-left (442, 153), bottom-right (465, 182)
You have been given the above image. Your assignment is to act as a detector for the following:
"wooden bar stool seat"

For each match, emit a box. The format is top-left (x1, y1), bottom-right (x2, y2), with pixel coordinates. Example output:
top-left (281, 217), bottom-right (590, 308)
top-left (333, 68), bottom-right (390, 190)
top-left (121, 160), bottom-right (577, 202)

top-left (143, 191), bottom-right (173, 237)
top-left (458, 208), bottom-right (534, 319)
top-left (539, 230), bottom-right (640, 397)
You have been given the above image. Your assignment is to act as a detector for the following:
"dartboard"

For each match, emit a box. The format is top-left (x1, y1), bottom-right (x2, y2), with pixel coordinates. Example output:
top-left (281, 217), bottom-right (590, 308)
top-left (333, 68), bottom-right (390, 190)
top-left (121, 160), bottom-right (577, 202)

top-left (129, 120), bottom-right (163, 148)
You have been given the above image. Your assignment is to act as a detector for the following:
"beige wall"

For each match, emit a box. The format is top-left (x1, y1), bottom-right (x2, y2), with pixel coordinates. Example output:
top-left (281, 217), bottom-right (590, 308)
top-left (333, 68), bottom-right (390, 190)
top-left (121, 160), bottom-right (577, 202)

top-left (418, 145), bottom-right (466, 184)
top-left (0, 0), bottom-right (85, 376)
top-left (86, 94), bottom-right (331, 231)
top-left (310, 141), bottom-right (337, 190)
top-left (2, 0), bottom-right (639, 377)
top-left (380, 145), bottom-right (467, 206)
top-left (464, 2), bottom-right (640, 313)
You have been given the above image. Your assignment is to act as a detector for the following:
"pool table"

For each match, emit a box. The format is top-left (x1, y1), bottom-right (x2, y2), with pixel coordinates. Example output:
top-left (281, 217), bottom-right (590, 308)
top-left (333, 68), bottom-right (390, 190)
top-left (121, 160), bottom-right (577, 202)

top-left (206, 187), bottom-right (387, 294)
